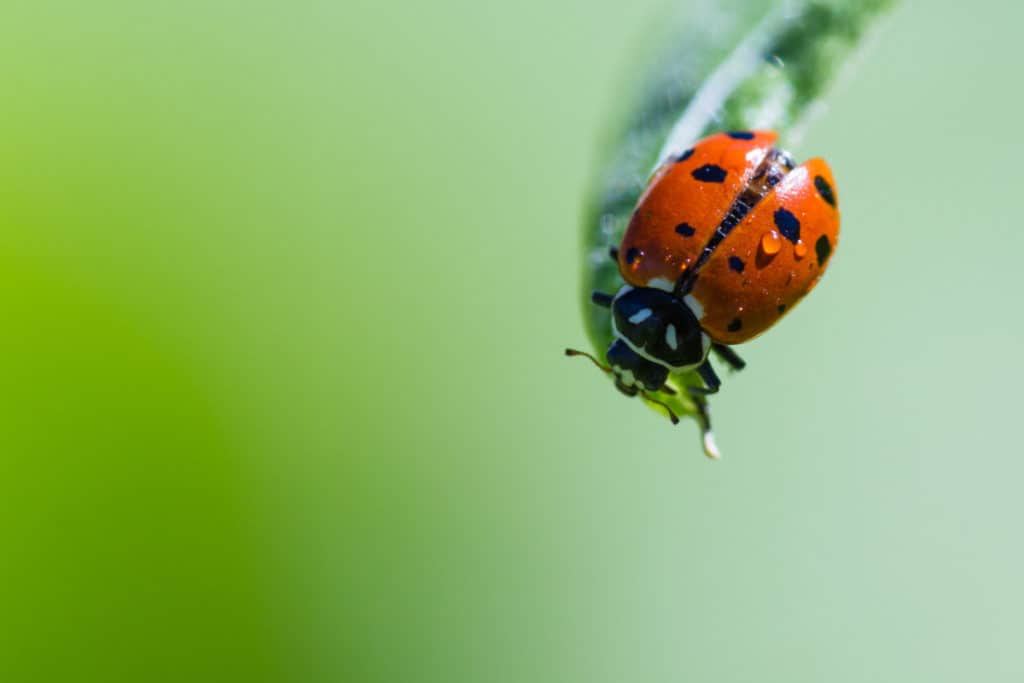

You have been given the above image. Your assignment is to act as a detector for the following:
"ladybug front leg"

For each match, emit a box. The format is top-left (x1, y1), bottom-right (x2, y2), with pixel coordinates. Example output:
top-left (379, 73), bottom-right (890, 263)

top-left (687, 361), bottom-right (721, 396)
top-left (711, 343), bottom-right (746, 371)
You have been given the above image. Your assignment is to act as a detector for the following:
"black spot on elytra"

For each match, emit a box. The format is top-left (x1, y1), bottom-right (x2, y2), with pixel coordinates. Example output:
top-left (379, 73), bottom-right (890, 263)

top-left (815, 235), bottom-right (833, 266)
top-left (774, 208), bottom-right (800, 243)
top-left (726, 131), bottom-right (755, 140)
top-left (728, 256), bottom-right (745, 273)
top-left (625, 247), bottom-right (640, 265)
top-left (692, 164), bottom-right (727, 183)
top-left (814, 175), bottom-right (837, 207)
top-left (777, 303), bottom-right (787, 314)
top-left (727, 317), bottom-right (743, 333)
top-left (675, 222), bottom-right (696, 237)
top-left (675, 148), bottom-right (694, 163)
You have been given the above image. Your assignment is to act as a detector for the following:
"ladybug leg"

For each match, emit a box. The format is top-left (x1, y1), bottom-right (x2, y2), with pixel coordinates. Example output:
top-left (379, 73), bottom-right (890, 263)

top-left (711, 343), bottom-right (746, 371)
top-left (590, 291), bottom-right (613, 308)
top-left (608, 246), bottom-right (619, 262)
top-left (687, 361), bottom-right (721, 396)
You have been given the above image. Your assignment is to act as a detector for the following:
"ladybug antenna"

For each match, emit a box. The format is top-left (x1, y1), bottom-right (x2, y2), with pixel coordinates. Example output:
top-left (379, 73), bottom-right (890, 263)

top-left (564, 347), bottom-right (612, 374)
top-left (640, 390), bottom-right (680, 425)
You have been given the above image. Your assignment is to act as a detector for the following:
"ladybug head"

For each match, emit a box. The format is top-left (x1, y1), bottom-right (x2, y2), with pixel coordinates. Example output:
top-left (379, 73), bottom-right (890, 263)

top-left (604, 338), bottom-right (668, 395)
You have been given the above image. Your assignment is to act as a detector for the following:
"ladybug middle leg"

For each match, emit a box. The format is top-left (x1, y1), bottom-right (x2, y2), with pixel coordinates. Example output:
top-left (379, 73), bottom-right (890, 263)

top-left (711, 343), bottom-right (746, 371)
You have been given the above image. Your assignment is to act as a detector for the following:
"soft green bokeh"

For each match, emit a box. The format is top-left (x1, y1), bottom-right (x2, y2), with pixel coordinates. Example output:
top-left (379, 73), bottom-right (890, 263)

top-left (0, 1), bottom-right (1022, 681)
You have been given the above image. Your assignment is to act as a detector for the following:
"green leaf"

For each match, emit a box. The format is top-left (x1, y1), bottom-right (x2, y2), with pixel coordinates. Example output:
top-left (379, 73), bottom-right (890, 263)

top-left (579, 0), bottom-right (896, 457)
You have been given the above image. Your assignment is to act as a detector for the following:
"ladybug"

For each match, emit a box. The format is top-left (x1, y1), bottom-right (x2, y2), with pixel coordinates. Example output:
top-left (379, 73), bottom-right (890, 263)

top-left (567, 130), bottom-right (839, 457)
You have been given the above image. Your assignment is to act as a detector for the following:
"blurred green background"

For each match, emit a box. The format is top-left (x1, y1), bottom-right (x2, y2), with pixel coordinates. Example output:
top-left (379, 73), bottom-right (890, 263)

top-left (1, 0), bottom-right (1022, 681)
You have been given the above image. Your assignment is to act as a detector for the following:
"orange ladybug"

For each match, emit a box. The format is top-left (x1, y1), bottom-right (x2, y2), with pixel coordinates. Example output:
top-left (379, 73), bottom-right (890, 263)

top-left (567, 130), bottom-right (839, 456)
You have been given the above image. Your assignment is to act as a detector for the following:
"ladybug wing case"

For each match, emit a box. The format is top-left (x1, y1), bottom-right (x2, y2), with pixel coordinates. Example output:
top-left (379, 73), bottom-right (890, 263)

top-left (617, 131), bottom-right (778, 290)
top-left (690, 158), bottom-right (840, 344)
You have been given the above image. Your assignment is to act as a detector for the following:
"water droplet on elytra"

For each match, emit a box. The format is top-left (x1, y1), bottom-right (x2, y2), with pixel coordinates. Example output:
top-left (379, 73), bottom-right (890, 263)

top-left (760, 230), bottom-right (782, 255)
top-left (794, 240), bottom-right (808, 259)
